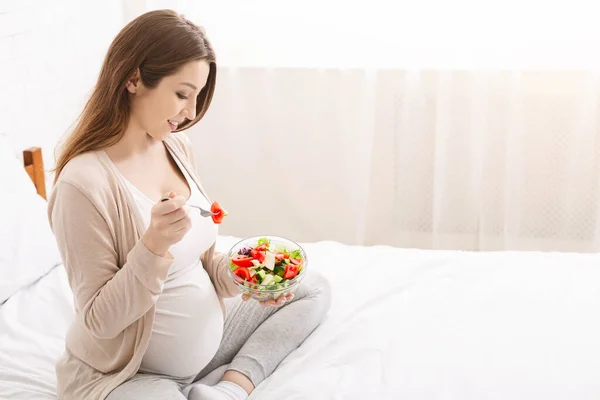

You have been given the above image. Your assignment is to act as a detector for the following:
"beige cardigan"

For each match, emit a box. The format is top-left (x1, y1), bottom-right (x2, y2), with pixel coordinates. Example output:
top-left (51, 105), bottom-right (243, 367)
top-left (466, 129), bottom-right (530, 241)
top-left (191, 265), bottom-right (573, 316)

top-left (47, 132), bottom-right (240, 400)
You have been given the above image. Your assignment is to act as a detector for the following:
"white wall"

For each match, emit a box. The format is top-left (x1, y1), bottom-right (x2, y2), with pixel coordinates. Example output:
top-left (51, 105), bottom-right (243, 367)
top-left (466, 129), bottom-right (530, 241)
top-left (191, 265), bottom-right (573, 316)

top-left (128, 0), bottom-right (600, 70)
top-left (0, 0), bottom-right (123, 190)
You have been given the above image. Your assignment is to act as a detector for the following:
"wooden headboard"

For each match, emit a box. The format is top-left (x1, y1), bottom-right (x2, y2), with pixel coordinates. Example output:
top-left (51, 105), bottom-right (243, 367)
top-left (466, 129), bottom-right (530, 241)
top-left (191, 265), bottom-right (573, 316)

top-left (23, 147), bottom-right (46, 199)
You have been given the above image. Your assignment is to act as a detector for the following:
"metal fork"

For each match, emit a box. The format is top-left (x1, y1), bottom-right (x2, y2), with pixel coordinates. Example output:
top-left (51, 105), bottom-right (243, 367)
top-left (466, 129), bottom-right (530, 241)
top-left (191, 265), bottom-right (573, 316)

top-left (161, 197), bottom-right (215, 217)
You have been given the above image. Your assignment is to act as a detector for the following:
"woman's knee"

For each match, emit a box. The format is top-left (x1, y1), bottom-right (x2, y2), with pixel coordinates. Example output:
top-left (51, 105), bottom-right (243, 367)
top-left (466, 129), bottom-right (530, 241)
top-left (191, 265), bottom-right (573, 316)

top-left (296, 269), bottom-right (332, 317)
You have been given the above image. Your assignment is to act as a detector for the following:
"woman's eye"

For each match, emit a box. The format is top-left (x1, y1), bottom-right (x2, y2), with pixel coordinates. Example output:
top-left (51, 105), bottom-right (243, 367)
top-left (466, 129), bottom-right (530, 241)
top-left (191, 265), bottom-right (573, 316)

top-left (176, 92), bottom-right (188, 100)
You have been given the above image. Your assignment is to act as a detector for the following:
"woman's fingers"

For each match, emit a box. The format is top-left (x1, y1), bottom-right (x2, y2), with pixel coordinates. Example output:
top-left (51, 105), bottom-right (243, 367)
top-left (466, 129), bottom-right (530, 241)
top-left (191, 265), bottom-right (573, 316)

top-left (245, 293), bottom-right (294, 307)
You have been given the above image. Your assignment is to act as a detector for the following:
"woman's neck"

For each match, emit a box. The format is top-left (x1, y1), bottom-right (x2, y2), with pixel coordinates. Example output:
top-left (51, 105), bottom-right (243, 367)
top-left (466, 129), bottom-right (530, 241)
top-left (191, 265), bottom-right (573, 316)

top-left (106, 119), bottom-right (163, 162)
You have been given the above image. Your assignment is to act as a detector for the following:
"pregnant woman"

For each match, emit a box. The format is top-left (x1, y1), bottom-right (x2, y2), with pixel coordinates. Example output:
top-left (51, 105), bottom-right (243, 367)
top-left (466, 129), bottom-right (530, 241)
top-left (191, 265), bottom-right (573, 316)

top-left (48, 9), bottom-right (331, 400)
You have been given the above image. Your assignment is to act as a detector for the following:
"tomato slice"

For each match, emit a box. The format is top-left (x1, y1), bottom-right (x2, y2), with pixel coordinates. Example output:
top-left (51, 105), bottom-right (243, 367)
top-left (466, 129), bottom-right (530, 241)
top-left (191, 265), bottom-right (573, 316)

top-left (251, 249), bottom-right (265, 263)
top-left (275, 252), bottom-right (285, 262)
top-left (233, 267), bottom-right (251, 281)
top-left (232, 254), bottom-right (254, 268)
top-left (283, 264), bottom-right (298, 280)
top-left (290, 258), bottom-right (303, 266)
top-left (256, 244), bottom-right (268, 251)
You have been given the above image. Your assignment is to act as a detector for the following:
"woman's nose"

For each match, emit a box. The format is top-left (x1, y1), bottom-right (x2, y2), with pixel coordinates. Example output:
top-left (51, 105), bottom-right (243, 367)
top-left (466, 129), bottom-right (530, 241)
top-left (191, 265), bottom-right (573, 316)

top-left (181, 104), bottom-right (196, 120)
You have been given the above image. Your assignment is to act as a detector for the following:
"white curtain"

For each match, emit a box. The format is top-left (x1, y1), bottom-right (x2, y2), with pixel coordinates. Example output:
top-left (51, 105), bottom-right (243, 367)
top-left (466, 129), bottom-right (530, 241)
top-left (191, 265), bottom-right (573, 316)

top-left (185, 68), bottom-right (600, 252)
top-left (124, 1), bottom-right (600, 252)
top-left (365, 70), bottom-right (600, 252)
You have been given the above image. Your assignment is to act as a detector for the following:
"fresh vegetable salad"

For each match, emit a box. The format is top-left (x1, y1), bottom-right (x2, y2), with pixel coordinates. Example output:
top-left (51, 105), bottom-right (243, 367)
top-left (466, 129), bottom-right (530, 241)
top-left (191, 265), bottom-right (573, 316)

top-left (229, 237), bottom-right (305, 290)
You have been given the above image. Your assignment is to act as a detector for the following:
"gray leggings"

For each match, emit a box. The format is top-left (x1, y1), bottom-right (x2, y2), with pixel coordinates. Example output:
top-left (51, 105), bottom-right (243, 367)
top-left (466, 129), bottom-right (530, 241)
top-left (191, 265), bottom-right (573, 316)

top-left (106, 270), bottom-right (331, 399)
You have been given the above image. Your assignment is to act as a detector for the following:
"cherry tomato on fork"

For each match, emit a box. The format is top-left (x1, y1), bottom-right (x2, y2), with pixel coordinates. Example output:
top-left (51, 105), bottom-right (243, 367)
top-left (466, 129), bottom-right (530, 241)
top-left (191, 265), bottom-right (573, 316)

top-left (210, 201), bottom-right (228, 224)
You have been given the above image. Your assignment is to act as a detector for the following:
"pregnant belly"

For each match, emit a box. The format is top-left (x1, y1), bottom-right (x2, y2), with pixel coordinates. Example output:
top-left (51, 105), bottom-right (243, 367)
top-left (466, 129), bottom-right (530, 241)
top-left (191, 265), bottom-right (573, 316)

top-left (140, 264), bottom-right (224, 378)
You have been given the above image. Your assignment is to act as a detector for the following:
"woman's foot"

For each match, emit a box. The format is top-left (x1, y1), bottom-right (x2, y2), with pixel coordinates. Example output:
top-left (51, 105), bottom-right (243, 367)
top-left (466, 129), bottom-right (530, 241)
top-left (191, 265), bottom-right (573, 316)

top-left (187, 381), bottom-right (248, 400)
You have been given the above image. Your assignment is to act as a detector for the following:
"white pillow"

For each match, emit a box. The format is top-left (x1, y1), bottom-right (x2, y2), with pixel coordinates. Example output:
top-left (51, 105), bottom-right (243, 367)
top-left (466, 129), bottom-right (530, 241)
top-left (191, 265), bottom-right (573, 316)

top-left (0, 135), bottom-right (62, 304)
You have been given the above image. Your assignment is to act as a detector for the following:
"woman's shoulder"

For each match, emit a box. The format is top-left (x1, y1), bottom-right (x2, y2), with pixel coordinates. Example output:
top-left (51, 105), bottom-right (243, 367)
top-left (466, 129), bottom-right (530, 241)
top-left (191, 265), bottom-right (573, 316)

top-left (47, 151), bottom-right (115, 229)
top-left (56, 151), bottom-right (111, 192)
top-left (50, 150), bottom-right (121, 217)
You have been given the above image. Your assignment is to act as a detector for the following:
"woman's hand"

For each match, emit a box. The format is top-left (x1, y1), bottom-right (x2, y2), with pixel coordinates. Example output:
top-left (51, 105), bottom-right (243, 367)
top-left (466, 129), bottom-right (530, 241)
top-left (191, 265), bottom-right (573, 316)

top-left (242, 292), bottom-right (295, 307)
top-left (141, 192), bottom-right (191, 257)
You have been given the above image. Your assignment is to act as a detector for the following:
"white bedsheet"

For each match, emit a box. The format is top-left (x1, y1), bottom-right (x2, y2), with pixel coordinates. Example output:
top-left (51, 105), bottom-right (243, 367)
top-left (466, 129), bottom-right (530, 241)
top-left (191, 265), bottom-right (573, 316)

top-left (2, 237), bottom-right (600, 399)
top-left (0, 265), bottom-right (73, 399)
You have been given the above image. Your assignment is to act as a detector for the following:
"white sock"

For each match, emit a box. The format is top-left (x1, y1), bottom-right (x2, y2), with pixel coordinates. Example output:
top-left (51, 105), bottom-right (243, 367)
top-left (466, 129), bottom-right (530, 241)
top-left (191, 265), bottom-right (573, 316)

top-left (188, 381), bottom-right (249, 400)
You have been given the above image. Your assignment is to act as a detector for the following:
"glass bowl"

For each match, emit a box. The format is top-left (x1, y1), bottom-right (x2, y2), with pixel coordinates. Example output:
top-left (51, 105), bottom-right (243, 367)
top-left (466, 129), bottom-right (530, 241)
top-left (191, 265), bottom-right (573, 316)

top-left (227, 235), bottom-right (308, 301)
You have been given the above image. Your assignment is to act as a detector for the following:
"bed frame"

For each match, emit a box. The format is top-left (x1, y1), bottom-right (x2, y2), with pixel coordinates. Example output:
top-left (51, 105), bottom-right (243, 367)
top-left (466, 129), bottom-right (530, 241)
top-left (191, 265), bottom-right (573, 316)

top-left (23, 147), bottom-right (46, 199)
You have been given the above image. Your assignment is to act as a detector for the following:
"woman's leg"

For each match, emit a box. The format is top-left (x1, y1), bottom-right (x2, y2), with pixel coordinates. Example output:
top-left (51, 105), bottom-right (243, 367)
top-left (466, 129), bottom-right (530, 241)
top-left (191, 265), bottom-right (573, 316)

top-left (188, 270), bottom-right (331, 397)
top-left (105, 373), bottom-right (187, 400)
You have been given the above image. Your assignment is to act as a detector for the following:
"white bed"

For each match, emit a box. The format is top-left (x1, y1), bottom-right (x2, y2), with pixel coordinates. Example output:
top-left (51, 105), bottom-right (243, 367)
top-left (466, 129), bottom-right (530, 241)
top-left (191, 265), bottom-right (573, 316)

top-left (1, 140), bottom-right (600, 400)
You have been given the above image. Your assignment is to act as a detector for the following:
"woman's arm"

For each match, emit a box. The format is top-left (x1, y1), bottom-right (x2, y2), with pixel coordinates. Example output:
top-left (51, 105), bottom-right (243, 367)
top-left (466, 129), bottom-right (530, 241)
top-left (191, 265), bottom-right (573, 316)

top-left (50, 181), bottom-right (173, 339)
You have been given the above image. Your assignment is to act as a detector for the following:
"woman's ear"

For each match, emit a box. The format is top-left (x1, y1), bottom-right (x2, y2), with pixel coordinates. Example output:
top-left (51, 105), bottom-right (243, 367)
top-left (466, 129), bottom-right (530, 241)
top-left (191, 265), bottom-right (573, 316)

top-left (126, 69), bottom-right (142, 94)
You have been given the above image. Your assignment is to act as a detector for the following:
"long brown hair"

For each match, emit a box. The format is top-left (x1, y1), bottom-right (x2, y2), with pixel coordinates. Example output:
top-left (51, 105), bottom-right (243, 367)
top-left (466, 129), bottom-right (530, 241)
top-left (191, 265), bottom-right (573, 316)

top-left (54, 9), bottom-right (216, 182)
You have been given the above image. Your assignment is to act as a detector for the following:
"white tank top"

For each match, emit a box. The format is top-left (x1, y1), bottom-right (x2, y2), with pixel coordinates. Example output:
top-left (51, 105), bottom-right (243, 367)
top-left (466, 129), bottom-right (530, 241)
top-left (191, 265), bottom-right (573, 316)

top-left (122, 150), bottom-right (224, 378)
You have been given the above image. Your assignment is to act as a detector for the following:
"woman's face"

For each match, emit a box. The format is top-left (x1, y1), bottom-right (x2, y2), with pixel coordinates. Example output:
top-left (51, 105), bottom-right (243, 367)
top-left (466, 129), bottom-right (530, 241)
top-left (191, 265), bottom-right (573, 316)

top-left (126, 60), bottom-right (210, 141)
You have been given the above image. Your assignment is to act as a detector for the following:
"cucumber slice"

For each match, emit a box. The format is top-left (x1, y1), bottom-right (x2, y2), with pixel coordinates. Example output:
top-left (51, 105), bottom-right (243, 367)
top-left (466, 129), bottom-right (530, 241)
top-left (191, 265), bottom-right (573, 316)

top-left (256, 269), bottom-right (266, 283)
top-left (261, 274), bottom-right (274, 286)
top-left (273, 265), bottom-right (285, 277)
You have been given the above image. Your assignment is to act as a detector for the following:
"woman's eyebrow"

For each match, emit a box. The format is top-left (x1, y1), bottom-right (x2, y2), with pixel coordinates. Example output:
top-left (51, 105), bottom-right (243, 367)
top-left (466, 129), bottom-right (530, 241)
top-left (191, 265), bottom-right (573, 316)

top-left (180, 82), bottom-right (197, 90)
